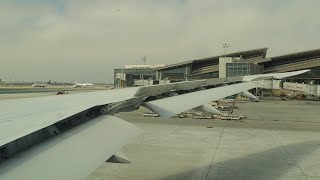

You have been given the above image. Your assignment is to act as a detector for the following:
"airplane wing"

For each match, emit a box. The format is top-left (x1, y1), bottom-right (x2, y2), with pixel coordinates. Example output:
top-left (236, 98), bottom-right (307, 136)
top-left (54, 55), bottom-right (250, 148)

top-left (0, 87), bottom-right (140, 147)
top-left (145, 70), bottom-right (310, 118)
top-left (0, 70), bottom-right (309, 180)
top-left (0, 116), bottom-right (142, 180)
top-left (145, 82), bottom-right (256, 118)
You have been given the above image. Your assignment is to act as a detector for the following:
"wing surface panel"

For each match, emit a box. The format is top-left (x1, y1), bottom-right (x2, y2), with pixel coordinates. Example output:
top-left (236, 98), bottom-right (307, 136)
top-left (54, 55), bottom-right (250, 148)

top-left (174, 80), bottom-right (205, 91)
top-left (204, 78), bottom-right (226, 86)
top-left (134, 83), bottom-right (177, 97)
top-left (0, 115), bottom-right (142, 180)
top-left (0, 87), bottom-right (139, 147)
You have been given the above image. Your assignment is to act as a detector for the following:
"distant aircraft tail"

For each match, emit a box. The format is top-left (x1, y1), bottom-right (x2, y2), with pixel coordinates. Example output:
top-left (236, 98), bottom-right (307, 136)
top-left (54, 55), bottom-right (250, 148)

top-left (47, 80), bottom-right (51, 84)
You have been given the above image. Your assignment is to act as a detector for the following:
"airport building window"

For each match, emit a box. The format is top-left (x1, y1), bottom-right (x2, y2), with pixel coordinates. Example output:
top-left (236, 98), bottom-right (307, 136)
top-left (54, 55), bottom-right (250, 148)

top-left (226, 62), bottom-right (251, 77)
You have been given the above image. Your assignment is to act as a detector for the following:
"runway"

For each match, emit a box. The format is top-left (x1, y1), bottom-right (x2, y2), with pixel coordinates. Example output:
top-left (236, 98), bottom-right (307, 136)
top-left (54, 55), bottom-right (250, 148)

top-left (0, 86), bottom-right (107, 100)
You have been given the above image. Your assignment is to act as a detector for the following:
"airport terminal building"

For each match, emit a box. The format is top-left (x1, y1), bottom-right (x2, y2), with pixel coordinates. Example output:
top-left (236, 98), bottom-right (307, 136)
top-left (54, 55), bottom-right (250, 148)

top-left (114, 48), bottom-right (320, 86)
top-left (114, 64), bottom-right (165, 88)
top-left (154, 48), bottom-right (320, 83)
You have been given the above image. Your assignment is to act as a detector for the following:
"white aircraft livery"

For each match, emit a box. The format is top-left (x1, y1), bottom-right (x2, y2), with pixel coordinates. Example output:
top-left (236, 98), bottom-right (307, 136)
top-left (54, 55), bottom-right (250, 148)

top-left (72, 81), bottom-right (94, 88)
top-left (31, 80), bottom-right (51, 88)
top-left (0, 70), bottom-right (310, 180)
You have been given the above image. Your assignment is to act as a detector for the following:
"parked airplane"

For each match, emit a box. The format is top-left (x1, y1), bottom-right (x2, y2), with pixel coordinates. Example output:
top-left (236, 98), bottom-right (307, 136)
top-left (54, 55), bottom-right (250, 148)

top-left (72, 81), bottom-right (93, 88)
top-left (31, 80), bottom-right (51, 88)
top-left (0, 70), bottom-right (310, 180)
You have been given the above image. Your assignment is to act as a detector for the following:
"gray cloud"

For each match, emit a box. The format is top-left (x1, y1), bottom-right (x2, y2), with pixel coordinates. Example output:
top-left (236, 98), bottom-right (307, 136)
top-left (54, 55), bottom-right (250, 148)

top-left (0, 0), bottom-right (319, 82)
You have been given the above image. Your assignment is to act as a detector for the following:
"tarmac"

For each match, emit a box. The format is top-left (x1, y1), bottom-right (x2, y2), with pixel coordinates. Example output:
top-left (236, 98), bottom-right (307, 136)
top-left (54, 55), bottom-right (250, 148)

top-left (88, 98), bottom-right (320, 180)
top-left (0, 86), bottom-right (106, 100)
top-left (1, 91), bottom-right (320, 180)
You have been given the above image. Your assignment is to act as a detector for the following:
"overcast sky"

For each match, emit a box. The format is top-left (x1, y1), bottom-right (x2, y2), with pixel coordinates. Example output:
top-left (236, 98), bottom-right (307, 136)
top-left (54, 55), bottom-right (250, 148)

top-left (0, 0), bottom-right (319, 83)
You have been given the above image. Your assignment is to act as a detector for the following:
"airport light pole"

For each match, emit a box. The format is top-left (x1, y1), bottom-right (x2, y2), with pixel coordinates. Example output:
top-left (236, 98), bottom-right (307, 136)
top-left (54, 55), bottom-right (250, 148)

top-left (222, 43), bottom-right (230, 57)
top-left (142, 56), bottom-right (146, 68)
top-left (141, 56), bottom-right (146, 85)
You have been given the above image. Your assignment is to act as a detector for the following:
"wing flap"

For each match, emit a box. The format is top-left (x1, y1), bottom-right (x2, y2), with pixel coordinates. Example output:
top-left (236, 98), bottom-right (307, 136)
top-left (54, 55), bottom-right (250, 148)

top-left (174, 80), bottom-right (205, 91)
top-left (0, 115), bottom-right (142, 180)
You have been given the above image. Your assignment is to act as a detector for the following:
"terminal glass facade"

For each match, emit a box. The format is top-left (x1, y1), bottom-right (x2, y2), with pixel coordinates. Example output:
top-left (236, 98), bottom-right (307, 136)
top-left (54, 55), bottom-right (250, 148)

top-left (226, 62), bottom-right (251, 77)
top-left (158, 65), bottom-right (191, 82)
top-left (114, 68), bottom-right (156, 87)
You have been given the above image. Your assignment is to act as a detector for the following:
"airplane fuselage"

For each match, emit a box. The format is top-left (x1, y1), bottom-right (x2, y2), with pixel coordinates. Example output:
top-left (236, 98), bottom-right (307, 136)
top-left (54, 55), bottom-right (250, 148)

top-left (72, 83), bottom-right (93, 88)
top-left (32, 84), bottom-right (48, 88)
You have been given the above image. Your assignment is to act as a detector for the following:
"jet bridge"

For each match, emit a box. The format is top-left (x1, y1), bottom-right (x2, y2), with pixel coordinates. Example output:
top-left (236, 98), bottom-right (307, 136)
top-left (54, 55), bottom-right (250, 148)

top-left (256, 80), bottom-right (320, 97)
